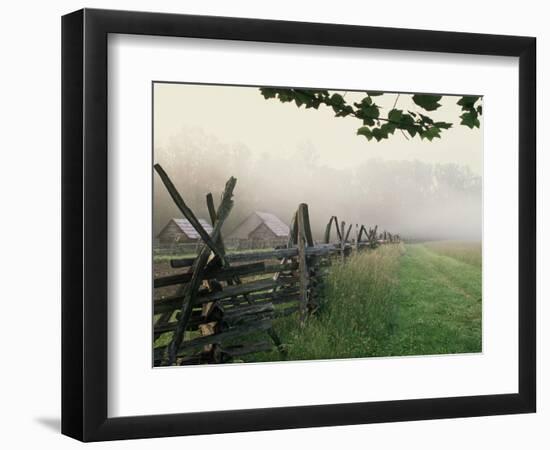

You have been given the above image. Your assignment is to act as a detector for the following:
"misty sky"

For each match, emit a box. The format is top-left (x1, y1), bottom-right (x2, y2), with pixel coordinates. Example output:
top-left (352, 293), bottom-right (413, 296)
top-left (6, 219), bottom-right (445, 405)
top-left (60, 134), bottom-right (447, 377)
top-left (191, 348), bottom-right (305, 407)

top-left (154, 83), bottom-right (482, 175)
top-left (153, 82), bottom-right (482, 241)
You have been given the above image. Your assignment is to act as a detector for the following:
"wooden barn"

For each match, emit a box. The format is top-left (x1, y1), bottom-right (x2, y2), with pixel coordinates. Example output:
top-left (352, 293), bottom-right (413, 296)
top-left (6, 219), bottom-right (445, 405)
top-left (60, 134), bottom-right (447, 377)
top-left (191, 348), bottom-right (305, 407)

top-left (157, 218), bottom-right (213, 244)
top-left (227, 211), bottom-right (290, 247)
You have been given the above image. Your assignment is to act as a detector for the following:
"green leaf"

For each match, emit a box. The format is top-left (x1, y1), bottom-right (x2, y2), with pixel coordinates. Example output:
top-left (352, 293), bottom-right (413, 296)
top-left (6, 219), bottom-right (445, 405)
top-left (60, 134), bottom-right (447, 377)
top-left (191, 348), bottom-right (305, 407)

top-left (400, 114), bottom-right (415, 126)
top-left (422, 126), bottom-right (442, 141)
top-left (460, 111), bottom-right (480, 129)
top-left (260, 88), bottom-right (277, 99)
top-left (335, 105), bottom-right (354, 117)
top-left (371, 127), bottom-right (391, 141)
top-left (434, 121), bottom-right (453, 129)
top-left (361, 104), bottom-right (380, 119)
top-left (293, 90), bottom-right (319, 108)
top-left (330, 93), bottom-right (345, 106)
top-left (418, 113), bottom-right (434, 125)
top-left (388, 108), bottom-right (403, 123)
top-left (277, 91), bottom-right (294, 103)
top-left (406, 126), bottom-right (418, 138)
top-left (457, 95), bottom-right (481, 110)
top-left (294, 92), bottom-right (308, 107)
top-left (380, 122), bottom-right (396, 135)
top-left (412, 94), bottom-right (442, 111)
top-left (359, 97), bottom-right (373, 107)
top-left (357, 126), bottom-right (373, 141)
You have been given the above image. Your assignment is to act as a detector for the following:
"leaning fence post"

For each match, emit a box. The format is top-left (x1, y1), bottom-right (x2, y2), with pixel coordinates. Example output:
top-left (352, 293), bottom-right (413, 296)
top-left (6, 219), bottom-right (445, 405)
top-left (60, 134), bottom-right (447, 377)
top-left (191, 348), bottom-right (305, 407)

top-left (297, 204), bottom-right (310, 326)
top-left (340, 220), bottom-right (346, 261)
top-left (160, 174), bottom-right (237, 365)
top-left (324, 216), bottom-right (333, 244)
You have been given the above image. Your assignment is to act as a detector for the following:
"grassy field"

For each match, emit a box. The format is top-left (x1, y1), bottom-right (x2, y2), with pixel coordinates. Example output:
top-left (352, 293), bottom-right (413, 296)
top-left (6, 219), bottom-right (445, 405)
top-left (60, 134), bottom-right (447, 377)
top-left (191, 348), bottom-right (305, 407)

top-left (246, 243), bottom-right (404, 362)
top-left (380, 243), bottom-right (481, 356)
top-left (156, 241), bottom-right (482, 363)
top-left (241, 240), bottom-right (482, 363)
top-left (422, 240), bottom-right (482, 268)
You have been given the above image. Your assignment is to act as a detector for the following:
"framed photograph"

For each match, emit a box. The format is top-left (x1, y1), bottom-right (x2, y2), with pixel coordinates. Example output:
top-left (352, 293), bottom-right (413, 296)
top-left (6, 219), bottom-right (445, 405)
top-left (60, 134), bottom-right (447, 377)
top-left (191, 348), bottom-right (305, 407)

top-left (62, 8), bottom-right (536, 442)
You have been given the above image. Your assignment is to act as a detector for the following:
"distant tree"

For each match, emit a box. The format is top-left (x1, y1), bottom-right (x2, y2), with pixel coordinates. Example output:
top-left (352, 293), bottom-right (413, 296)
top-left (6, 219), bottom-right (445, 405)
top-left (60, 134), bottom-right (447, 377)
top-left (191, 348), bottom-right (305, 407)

top-left (259, 88), bottom-right (482, 142)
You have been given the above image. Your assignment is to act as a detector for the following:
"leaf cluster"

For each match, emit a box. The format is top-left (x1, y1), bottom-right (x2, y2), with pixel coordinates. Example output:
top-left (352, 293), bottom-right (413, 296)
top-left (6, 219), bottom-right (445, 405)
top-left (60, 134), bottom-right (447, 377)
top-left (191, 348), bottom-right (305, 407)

top-left (457, 95), bottom-right (482, 129)
top-left (259, 88), bottom-right (482, 142)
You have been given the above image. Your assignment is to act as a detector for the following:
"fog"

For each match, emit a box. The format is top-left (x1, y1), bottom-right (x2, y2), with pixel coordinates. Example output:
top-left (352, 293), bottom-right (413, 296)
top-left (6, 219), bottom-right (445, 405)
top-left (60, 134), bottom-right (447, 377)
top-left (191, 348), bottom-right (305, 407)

top-left (153, 127), bottom-right (481, 241)
top-left (153, 83), bottom-right (482, 242)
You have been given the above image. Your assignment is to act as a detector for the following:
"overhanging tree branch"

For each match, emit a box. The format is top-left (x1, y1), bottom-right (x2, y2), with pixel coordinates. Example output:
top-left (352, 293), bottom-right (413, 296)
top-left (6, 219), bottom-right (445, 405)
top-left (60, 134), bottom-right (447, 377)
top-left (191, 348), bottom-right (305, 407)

top-left (259, 88), bottom-right (482, 143)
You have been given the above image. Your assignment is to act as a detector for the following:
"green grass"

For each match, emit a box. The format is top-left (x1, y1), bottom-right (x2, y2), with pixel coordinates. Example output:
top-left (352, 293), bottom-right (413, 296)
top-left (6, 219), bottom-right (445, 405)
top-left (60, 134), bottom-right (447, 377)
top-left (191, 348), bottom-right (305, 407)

top-left (423, 240), bottom-right (482, 268)
top-left (378, 244), bottom-right (482, 356)
top-left (244, 244), bottom-right (404, 362)
top-left (243, 242), bottom-right (481, 362)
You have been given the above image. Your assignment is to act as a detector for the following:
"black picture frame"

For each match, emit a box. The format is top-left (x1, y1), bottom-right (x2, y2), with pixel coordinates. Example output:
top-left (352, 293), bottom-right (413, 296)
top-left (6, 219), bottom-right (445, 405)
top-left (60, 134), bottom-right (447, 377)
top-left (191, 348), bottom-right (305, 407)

top-left (61, 8), bottom-right (536, 442)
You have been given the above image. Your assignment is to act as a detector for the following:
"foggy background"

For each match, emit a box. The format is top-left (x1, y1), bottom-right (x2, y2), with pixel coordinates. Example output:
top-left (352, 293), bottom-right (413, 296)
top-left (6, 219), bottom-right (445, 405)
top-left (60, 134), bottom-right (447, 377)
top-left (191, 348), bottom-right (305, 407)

top-left (153, 84), bottom-right (482, 241)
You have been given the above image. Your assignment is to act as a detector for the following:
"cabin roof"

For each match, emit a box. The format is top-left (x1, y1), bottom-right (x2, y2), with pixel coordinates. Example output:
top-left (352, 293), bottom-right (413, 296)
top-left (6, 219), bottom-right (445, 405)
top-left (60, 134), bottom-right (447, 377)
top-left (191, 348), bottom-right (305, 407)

top-left (171, 218), bottom-right (213, 239)
top-left (254, 212), bottom-right (290, 237)
top-left (227, 211), bottom-right (289, 239)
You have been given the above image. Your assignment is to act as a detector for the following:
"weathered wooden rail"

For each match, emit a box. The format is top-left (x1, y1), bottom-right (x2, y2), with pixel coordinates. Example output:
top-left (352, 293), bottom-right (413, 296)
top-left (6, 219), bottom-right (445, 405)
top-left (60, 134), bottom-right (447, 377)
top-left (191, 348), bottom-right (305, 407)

top-left (153, 164), bottom-right (400, 366)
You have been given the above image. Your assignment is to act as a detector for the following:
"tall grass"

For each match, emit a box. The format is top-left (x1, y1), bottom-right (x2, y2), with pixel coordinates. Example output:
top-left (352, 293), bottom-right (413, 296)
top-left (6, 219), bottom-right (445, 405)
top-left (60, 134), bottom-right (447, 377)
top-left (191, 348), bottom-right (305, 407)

top-left (423, 240), bottom-right (481, 268)
top-left (246, 243), bottom-right (404, 362)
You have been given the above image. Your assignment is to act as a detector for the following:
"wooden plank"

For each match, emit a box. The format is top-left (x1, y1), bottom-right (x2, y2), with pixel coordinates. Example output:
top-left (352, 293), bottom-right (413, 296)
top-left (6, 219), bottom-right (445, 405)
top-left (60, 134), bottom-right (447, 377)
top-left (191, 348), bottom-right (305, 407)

top-left (340, 220), bottom-right (346, 260)
top-left (154, 289), bottom-right (300, 315)
top-left (204, 277), bottom-right (282, 301)
top-left (155, 277), bottom-right (298, 312)
top-left (287, 211), bottom-right (298, 247)
top-left (170, 257), bottom-right (196, 268)
top-left (171, 248), bottom-right (296, 266)
top-left (324, 216), bottom-right (334, 244)
top-left (206, 192), bottom-right (218, 224)
top-left (163, 175), bottom-right (237, 365)
top-left (170, 245), bottom-right (341, 267)
top-left (300, 203), bottom-right (314, 247)
top-left (154, 262), bottom-right (266, 287)
top-left (221, 248), bottom-right (299, 262)
top-left (344, 223), bottom-right (352, 243)
top-left (334, 216), bottom-right (342, 241)
top-left (177, 319), bottom-right (273, 353)
top-left (232, 292), bottom-right (300, 307)
top-left (358, 225), bottom-right (367, 243)
top-left (154, 164), bottom-right (226, 263)
top-left (206, 191), bottom-right (228, 255)
top-left (206, 190), bottom-right (250, 316)
top-left (223, 303), bottom-right (275, 321)
top-left (155, 305), bottom-right (223, 334)
top-left (297, 204), bottom-right (309, 325)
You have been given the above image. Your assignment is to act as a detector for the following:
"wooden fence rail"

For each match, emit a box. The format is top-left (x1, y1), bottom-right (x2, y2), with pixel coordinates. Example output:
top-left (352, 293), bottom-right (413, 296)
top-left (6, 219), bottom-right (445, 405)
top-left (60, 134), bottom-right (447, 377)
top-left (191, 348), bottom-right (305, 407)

top-left (152, 164), bottom-right (400, 366)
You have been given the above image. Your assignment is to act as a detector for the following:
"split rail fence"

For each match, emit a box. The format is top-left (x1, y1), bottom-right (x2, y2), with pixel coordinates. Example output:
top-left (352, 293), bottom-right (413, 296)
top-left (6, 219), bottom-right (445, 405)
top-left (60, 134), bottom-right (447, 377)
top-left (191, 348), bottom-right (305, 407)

top-left (153, 164), bottom-right (400, 366)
